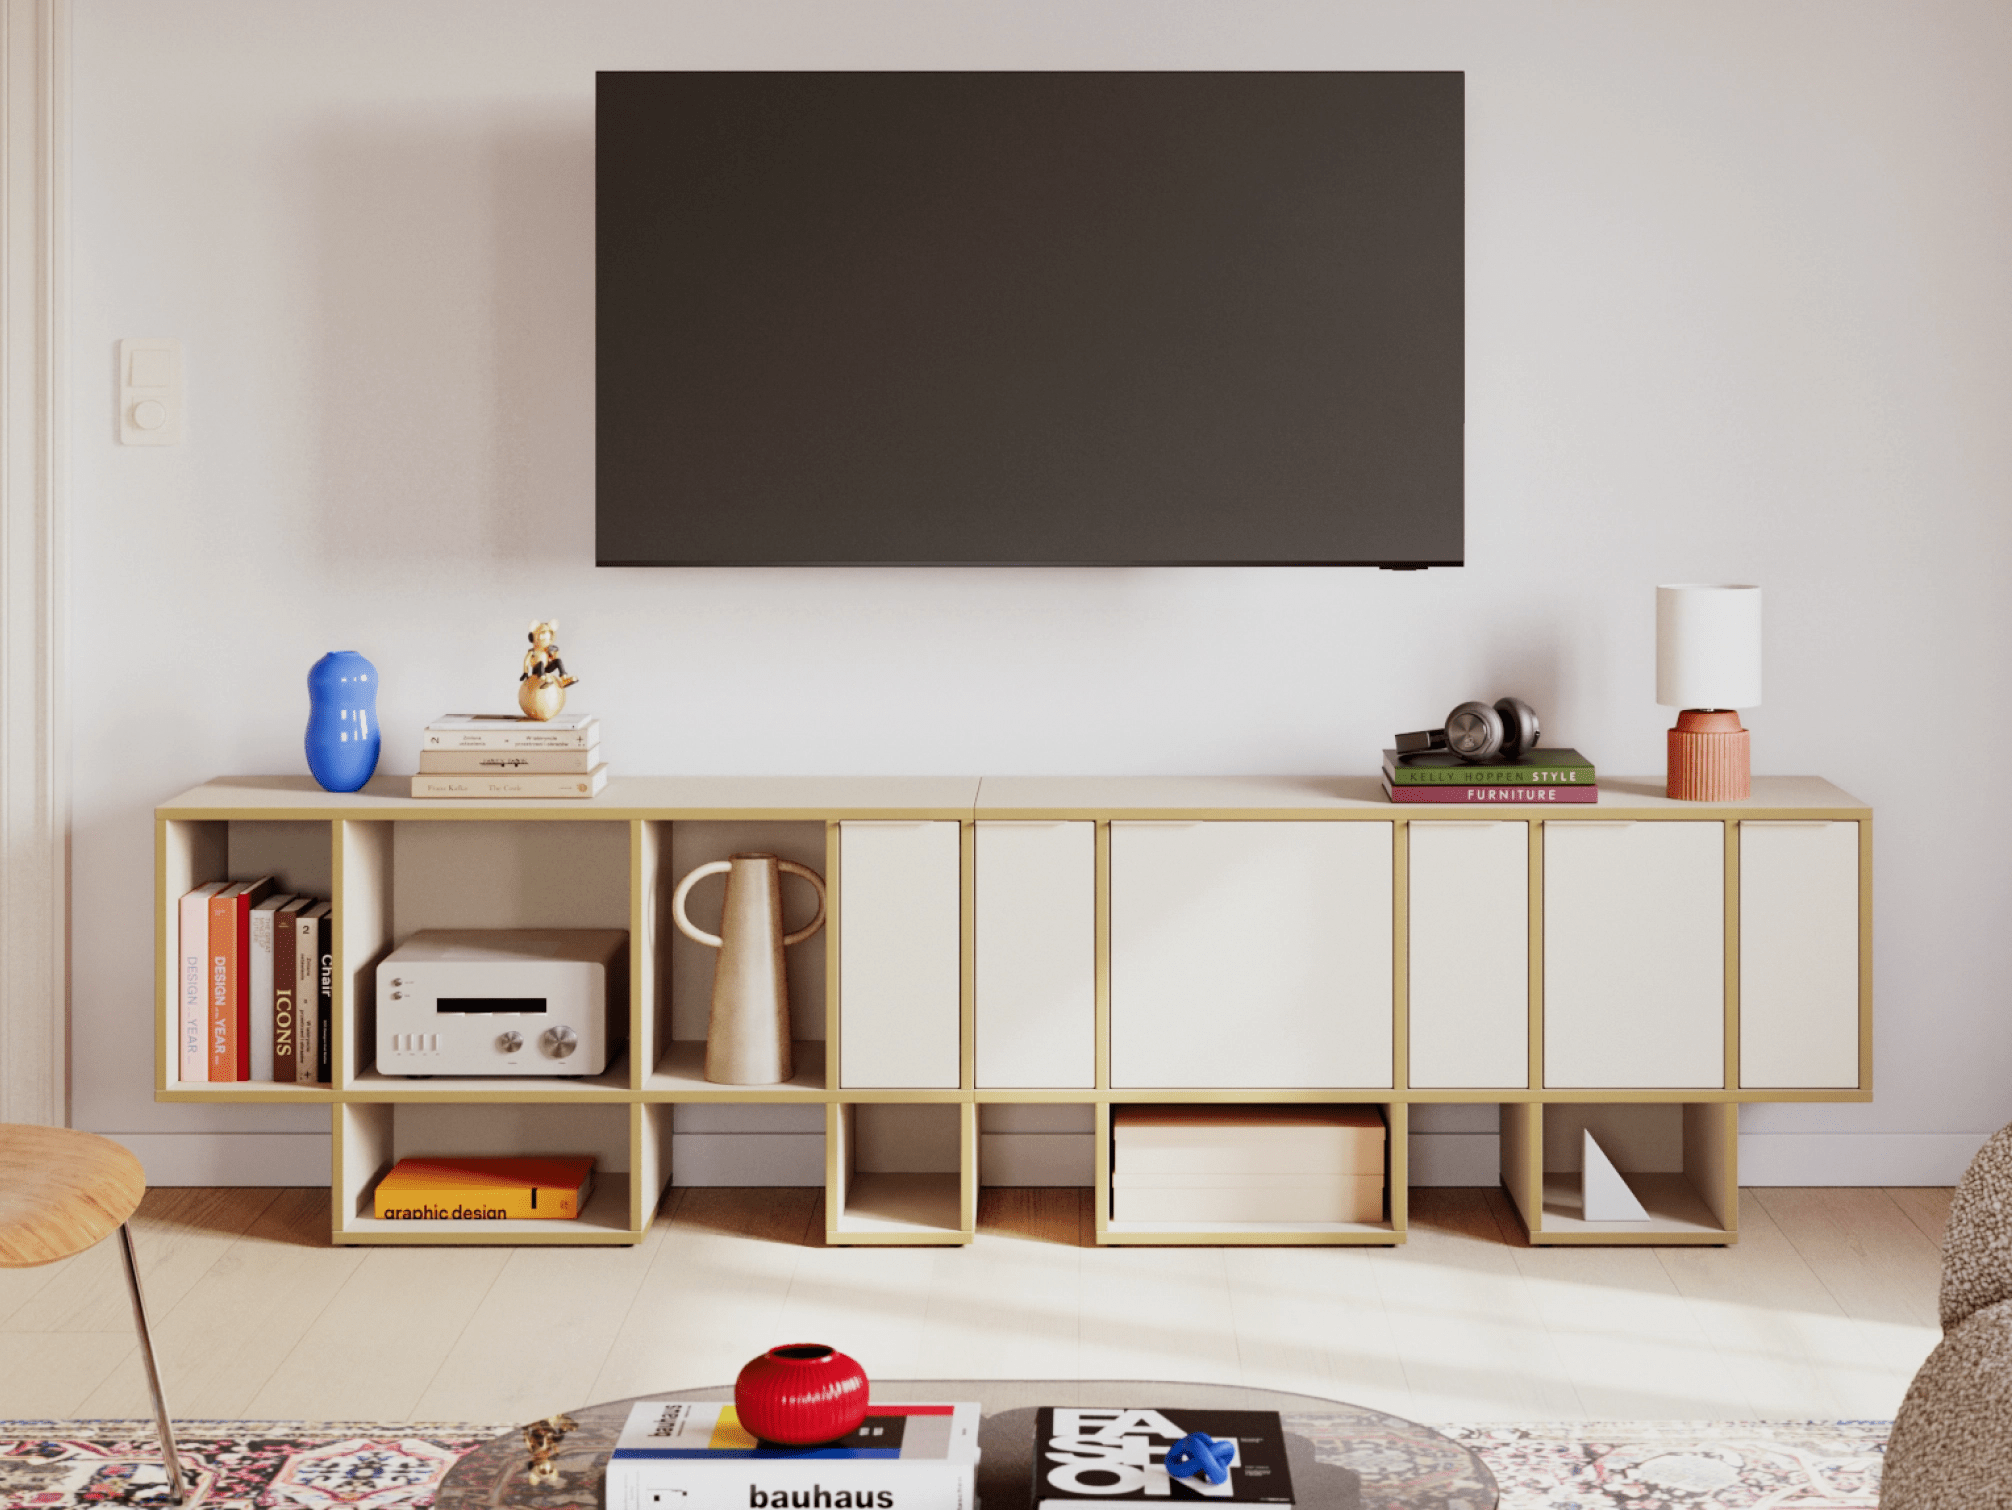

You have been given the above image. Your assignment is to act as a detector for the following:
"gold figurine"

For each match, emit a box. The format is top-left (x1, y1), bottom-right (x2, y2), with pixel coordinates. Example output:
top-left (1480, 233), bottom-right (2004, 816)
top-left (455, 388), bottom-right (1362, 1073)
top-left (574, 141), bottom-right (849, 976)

top-left (518, 619), bottom-right (579, 721)
top-left (522, 1412), bottom-right (579, 1487)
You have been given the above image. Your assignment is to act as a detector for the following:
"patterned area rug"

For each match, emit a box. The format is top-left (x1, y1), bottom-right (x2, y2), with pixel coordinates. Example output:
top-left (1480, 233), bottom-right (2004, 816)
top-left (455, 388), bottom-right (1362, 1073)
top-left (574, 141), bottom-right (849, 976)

top-left (1439, 1421), bottom-right (1889, 1508)
top-left (0, 1418), bottom-right (1888, 1510)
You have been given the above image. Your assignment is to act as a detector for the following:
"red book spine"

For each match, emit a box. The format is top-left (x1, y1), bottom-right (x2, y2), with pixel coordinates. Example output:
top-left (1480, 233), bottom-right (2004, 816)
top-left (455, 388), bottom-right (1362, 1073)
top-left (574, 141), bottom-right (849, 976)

top-left (1383, 782), bottom-right (1599, 804)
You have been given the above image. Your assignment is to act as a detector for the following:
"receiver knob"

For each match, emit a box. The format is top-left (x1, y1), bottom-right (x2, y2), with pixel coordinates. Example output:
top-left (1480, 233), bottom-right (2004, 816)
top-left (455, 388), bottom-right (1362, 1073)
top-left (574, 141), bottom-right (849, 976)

top-left (496, 1031), bottom-right (524, 1054)
top-left (540, 1025), bottom-right (579, 1059)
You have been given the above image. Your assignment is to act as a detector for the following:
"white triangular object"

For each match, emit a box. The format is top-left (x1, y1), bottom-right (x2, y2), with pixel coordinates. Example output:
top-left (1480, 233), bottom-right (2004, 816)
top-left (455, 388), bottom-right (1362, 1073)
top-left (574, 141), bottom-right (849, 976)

top-left (1582, 1129), bottom-right (1650, 1221)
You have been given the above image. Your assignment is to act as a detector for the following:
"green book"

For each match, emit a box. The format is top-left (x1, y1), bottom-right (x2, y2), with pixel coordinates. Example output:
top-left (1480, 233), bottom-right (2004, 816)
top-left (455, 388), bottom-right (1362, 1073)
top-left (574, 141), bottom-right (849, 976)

top-left (1382, 747), bottom-right (1597, 785)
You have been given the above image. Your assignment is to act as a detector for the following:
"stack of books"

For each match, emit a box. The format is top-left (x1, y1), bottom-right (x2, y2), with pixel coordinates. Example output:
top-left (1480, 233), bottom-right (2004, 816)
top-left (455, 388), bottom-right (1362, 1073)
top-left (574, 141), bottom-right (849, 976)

top-left (177, 880), bottom-right (330, 1084)
top-left (606, 1400), bottom-right (980, 1510)
top-left (413, 713), bottom-right (607, 798)
top-left (1111, 1106), bottom-right (1385, 1223)
top-left (372, 1155), bottom-right (596, 1221)
top-left (1381, 746), bottom-right (1597, 803)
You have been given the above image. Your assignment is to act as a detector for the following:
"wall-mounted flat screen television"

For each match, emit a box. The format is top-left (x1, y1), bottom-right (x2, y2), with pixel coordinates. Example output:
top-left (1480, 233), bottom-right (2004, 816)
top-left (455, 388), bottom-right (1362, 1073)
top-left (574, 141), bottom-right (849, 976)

top-left (597, 71), bottom-right (1463, 567)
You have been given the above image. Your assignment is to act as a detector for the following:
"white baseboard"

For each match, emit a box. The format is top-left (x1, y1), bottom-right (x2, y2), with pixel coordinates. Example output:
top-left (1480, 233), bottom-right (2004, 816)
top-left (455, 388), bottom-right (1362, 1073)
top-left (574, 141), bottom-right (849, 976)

top-left (1408, 1132), bottom-right (1500, 1186)
top-left (1736, 1131), bottom-right (1990, 1186)
top-left (980, 1132), bottom-right (1095, 1185)
top-left (106, 1132), bottom-right (333, 1186)
top-left (671, 1133), bottom-right (825, 1186)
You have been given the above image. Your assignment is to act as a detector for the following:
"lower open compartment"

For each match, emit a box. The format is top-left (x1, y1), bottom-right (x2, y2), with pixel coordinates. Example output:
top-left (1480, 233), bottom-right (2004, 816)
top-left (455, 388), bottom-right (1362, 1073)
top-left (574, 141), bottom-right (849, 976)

top-left (1096, 1101), bottom-right (1407, 1245)
top-left (332, 1101), bottom-right (668, 1244)
top-left (1501, 1101), bottom-right (1738, 1244)
top-left (825, 1101), bottom-right (975, 1244)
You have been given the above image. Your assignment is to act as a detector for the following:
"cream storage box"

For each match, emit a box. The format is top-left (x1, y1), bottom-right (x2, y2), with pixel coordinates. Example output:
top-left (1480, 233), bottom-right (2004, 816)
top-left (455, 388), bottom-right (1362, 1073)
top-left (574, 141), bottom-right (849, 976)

top-left (1112, 1105), bottom-right (1387, 1223)
top-left (375, 929), bottom-right (627, 1076)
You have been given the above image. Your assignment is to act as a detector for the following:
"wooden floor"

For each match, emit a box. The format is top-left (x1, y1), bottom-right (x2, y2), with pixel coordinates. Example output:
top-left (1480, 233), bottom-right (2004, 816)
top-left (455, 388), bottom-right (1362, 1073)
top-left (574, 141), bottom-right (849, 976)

top-left (0, 1185), bottom-right (1949, 1426)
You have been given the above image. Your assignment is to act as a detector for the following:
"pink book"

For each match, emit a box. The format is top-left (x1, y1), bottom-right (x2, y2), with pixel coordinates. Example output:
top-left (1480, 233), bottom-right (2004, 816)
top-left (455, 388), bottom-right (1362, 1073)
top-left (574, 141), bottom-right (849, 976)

top-left (1382, 781), bottom-right (1599, 804)
top-left (178, 882), bottom-right (227, 1082)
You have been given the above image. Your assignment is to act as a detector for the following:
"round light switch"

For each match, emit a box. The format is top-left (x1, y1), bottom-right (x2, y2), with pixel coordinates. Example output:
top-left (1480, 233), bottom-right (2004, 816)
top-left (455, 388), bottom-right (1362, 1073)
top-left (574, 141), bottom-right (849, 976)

top-left (132, 399), bottom-right (167, 431)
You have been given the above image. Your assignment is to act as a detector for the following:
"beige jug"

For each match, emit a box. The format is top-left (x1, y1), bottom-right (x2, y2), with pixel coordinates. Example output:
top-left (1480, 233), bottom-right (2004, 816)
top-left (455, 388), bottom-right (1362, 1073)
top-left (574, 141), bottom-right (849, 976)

top-left (671, 854), bottom-right (827, 1085)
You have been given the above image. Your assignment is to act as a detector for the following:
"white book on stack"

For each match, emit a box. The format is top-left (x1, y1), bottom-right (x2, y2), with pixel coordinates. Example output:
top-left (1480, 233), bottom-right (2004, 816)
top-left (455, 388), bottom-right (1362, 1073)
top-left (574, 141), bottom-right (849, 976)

top-left (417, 747), bottom-right (600, 774)
top-left (605, 1400), bottom-right (979, 1510)
top-left (411, 765), bottom-right (608, 799)
top-left (422, 713), bottom-right (599, 750)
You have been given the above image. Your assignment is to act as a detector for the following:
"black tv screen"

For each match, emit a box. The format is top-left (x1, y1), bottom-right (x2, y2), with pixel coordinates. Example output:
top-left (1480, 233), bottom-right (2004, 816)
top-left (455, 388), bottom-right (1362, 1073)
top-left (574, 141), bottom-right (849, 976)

top-left (596, 71), bottom-right (1463, 567)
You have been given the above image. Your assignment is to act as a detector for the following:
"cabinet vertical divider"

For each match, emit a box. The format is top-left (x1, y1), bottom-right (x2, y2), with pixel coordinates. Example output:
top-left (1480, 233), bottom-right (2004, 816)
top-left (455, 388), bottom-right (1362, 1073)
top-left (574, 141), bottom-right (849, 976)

top-left (959, 1100), bottom-right (978, 1237)
top-left (333, 818), bottom-right (393, 1092)
top-left (825, 821), bottom-right (842, 1090)
top-left (1499, 1101), bottom-right (1542, 1239)
top-left (1093, 1101), bottom-right (1111, 1244)
top-left (1384, 1100), bottom-right (1408, 1236)
top-left (1858, 815), bottom-right (1875, 1095)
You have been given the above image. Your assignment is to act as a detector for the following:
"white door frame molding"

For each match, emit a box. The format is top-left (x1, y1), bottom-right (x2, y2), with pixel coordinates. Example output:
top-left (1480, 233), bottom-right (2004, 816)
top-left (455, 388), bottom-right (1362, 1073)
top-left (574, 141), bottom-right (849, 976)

top-left (0, 0), bottom-right (69, 1126)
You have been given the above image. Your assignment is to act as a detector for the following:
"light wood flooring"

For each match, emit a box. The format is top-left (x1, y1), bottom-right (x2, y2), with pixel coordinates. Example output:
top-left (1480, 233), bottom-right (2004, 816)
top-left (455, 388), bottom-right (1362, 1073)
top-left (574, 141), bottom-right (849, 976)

top-left (0, 1185), bottom-right (1949, 1426)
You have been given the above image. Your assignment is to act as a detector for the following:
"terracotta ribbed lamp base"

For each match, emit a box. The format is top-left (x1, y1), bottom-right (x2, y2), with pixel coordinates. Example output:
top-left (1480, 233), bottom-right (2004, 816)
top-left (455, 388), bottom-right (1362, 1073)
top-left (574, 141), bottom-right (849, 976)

top-left (1666, 709), bottom-right (1750, 800)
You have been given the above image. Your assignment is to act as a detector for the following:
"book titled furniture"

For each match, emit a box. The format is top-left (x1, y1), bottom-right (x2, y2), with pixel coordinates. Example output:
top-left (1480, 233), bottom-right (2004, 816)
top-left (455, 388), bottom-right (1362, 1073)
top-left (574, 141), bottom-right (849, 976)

top-left (153, 774), bottom-right (1870, 1247)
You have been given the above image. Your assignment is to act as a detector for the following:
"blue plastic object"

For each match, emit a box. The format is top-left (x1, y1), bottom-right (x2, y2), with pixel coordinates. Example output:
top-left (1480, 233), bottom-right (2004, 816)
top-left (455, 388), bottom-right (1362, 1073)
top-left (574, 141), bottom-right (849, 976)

top-left (304, 650), bottom-right (380, 793)
top-left (1163, 1432), bottom-right (1235, 1486)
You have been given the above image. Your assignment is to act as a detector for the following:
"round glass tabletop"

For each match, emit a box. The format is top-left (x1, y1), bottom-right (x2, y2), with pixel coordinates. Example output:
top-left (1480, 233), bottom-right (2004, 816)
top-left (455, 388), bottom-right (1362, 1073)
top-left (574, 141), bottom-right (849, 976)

top-left (436, 1380), bottom-right (1495, 1510)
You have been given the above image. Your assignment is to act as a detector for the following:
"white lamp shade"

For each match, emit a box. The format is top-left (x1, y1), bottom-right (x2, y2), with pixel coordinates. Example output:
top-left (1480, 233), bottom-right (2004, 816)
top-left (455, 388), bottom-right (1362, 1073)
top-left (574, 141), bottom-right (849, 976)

top-left (1657, 584), bottom-right (1762, 709)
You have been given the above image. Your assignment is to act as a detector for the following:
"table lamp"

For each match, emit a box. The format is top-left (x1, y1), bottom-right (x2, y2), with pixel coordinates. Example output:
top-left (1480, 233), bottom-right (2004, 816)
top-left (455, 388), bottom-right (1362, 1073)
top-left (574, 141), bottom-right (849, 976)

top-left (1657, 583), bottom-right (1761, 801)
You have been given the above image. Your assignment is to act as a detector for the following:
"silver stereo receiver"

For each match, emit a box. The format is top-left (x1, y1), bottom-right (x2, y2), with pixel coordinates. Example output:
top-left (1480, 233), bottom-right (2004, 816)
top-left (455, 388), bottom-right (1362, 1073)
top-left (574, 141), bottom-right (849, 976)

top-left (376, 929), bottom-right (627, 1076)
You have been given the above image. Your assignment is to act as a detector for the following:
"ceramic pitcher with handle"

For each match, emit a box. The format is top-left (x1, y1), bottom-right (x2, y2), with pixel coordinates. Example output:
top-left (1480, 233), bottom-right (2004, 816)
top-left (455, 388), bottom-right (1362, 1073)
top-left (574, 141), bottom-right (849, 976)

top-left (671, 854), bottom-right (827, 1085)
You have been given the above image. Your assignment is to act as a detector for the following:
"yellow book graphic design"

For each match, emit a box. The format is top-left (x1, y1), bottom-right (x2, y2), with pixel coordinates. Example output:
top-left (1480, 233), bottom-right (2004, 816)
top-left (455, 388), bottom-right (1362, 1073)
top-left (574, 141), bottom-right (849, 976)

top-left (372, 1155), bottom-right (595, 1220)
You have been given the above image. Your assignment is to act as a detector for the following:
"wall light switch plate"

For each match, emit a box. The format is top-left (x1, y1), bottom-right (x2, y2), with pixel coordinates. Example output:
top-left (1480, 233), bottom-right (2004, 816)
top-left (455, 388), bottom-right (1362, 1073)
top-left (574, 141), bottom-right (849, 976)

top-left (120, 338), bottom-right (182, 444)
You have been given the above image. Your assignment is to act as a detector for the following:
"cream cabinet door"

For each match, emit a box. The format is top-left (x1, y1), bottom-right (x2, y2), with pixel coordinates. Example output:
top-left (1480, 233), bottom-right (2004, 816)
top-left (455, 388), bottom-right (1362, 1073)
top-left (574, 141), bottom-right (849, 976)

top-left (1110, 820), bottom-right (1393, 1089)
top-left (1740, 821), bottom-right (1861, 1089)
top-left (1543, 821), bottom-right (1725, 1089)
top-left (1409, 821), bottom-right (1529, 1088)
top-left (838, 821), bottom-right (961, 1088)
top-left (976, 822), bottom-right (1095, 1089)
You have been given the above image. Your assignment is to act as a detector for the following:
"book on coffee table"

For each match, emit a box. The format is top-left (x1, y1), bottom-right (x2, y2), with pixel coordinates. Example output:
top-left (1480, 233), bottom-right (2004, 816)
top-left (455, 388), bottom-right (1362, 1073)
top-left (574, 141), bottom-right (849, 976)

top-left (606, 1400), bottom-right (979, 1510)
top-left (1035, 1407), bottom-right (1295, 1509)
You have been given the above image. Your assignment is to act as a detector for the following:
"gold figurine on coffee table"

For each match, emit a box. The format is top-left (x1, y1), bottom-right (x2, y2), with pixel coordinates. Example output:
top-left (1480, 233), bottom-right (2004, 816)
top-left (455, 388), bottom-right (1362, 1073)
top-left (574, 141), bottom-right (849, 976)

top-left (518, 619), bottom-right (579, 721)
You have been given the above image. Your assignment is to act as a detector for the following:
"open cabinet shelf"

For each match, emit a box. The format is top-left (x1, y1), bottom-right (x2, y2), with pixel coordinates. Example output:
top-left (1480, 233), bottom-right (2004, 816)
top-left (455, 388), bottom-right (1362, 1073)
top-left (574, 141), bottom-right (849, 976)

top-left (1500, 1101), bottom-right (1738, 1245)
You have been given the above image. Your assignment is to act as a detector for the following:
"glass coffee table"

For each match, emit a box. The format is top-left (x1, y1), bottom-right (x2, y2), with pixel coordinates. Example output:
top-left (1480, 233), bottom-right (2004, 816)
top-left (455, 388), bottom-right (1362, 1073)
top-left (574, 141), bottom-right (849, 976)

top-left (436, 1380), bottom-right (1495, 1510)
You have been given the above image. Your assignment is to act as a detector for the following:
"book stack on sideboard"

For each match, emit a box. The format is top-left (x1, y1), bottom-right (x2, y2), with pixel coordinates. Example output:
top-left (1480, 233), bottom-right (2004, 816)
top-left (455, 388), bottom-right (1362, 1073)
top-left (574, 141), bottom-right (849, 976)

top-left (413, 713), bottom-right (607, 799)
top-left (177, 879), bottom-right (330, 1084)
top-left (1381, 746), bottom-right (1598, 804)
top-left (1111, 1106), bottom-right (1387, 1223)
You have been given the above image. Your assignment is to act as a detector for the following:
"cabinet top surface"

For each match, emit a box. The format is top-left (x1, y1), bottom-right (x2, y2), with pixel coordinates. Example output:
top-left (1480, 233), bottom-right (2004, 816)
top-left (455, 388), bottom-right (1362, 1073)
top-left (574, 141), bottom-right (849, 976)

top-left (158, 773), bottom-right (1867, 820)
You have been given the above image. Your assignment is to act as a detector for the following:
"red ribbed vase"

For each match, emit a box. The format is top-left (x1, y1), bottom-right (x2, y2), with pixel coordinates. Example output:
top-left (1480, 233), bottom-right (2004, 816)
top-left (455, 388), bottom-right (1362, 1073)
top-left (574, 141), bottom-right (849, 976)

top-left (1666, 709), bottom-right (1750, 800)
top-left (734, 1344), bottom-right (869, 1445)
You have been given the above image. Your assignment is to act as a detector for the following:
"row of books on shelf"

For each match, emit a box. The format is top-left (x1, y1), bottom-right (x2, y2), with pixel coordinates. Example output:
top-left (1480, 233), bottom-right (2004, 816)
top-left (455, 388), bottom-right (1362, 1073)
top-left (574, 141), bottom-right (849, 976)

top-left (606, 1399), bottom-right (1294, 1510)
top-left (412, 713), bottom-right (608, 798)
top-left (177, 879), bottom-right (330, 1084)
top-left (1381, 745), bottom-right (1598, 803)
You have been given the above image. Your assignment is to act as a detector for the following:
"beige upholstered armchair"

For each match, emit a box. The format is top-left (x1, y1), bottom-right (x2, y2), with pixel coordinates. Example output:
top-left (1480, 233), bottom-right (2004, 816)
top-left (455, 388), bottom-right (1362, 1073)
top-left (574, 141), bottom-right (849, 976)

top-left (1881, 1122), bottom-right (2012, 1507)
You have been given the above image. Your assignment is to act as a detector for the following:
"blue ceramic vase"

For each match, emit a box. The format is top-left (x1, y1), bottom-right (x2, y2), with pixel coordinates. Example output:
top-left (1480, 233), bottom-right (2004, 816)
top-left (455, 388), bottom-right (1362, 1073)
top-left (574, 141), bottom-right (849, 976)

top-left (305, 651), bottom-right (380, 793)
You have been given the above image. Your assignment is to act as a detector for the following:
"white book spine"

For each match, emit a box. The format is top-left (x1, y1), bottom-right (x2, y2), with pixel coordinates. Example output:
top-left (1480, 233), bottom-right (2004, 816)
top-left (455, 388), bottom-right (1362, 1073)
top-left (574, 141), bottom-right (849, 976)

top-left (295, 914), bottom-right (319, 1083)
top-left (249, 903), bottom-right (280, 1081)
top-left (411, 764), bottom-right (608, 799)
top-left (606, 1461), bottom-right (973, 1510)
top-left (178, 886), bottom-right (217, 1082)
top-left (418, 745), bottom-right (600, 774)
top-left (421, 721), bottom-right (598, 751)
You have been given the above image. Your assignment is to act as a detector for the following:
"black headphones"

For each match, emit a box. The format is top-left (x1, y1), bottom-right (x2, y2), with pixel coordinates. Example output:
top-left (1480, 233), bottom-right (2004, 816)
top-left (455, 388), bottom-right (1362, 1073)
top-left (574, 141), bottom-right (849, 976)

top-left (1396, 697), bottom-right (1541, 762)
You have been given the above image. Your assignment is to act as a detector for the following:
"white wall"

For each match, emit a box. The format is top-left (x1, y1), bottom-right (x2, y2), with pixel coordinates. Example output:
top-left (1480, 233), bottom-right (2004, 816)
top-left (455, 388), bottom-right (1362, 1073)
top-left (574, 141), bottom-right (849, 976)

top-left (69, 0), bottom-right (2012, 1183)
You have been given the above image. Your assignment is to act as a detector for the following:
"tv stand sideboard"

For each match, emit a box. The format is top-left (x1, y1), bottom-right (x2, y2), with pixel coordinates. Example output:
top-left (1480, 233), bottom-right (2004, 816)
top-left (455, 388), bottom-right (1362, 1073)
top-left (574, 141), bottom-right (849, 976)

top-left (153, 773), bottom-right (1870, 1248)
